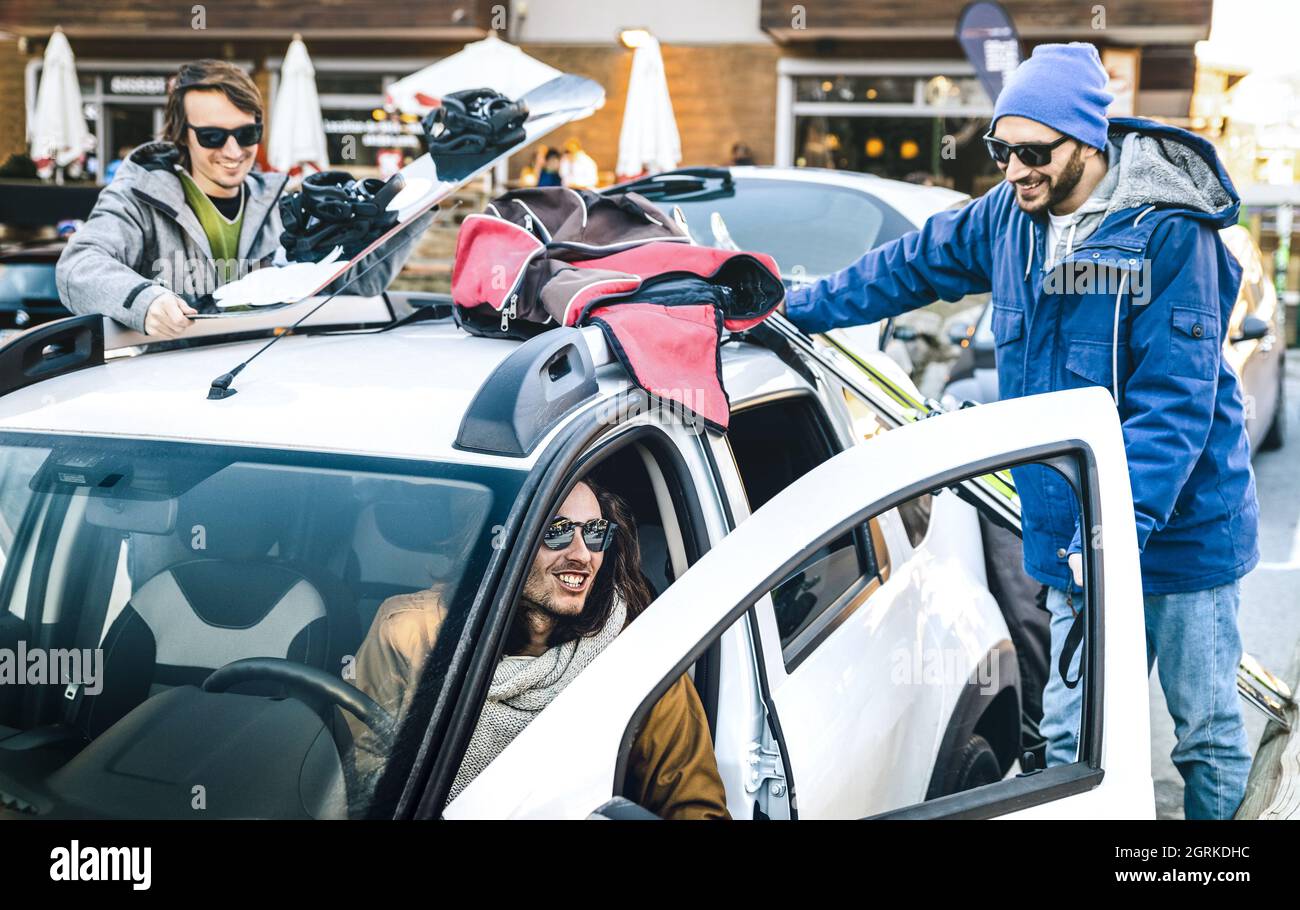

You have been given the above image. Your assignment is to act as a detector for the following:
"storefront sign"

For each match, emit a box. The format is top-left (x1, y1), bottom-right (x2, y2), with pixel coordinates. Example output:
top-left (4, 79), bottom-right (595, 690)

top-left (107, 75), bottom-right (169, 96)
top-left (955, 1), bottom-right (1022, 103)
top-left (322, 117), bottom-right (421, 148)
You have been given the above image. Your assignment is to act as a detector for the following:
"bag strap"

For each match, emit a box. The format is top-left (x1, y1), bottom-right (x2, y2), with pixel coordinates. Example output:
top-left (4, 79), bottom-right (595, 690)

top-left (1059, 590), bottom-right (1085, 690)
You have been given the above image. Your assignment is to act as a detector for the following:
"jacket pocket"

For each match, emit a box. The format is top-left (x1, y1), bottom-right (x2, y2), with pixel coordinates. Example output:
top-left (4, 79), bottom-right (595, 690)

top-left (991, 305), bottom-right (1023, 345)
top-left (1168, 305), bottom-right (1219, 382)
top-left (991, 304), bottom-right (1026, 397)
top-left (1064, 337), bottom-right (1114, 390)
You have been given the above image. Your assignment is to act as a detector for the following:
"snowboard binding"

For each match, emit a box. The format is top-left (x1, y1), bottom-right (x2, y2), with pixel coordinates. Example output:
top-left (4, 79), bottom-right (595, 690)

top-left (280, 170), bottom-right (404, 263)
top-left (422, 88), bottom-right (529, 156)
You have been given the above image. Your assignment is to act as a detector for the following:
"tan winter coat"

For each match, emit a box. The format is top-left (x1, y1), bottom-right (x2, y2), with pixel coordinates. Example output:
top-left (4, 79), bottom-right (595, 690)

top-left (347, 588), bottom-right (730, 820)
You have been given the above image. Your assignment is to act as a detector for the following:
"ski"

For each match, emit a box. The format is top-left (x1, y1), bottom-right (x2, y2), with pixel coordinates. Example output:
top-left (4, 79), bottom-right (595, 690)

top-left (201, 74), bottom-right (605, 316)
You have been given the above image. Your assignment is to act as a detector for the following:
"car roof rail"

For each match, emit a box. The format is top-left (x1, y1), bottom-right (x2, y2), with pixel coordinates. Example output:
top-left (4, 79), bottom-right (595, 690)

top-left (454, 326), bottom-right (612, 457)
top-left (99, 294), bottom-right (401, 355)
top-left (0, 314), bottom-right (105, 397)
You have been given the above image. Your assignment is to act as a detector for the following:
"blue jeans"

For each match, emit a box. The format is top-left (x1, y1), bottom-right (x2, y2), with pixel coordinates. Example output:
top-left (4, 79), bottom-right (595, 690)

top-left (1039, 582), bottom-right (1251, 820)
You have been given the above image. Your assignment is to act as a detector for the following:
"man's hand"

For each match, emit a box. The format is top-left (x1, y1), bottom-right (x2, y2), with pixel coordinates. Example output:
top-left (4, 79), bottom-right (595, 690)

top-left (1068, 552), bottom-right (1083, 588)
top-left (144, 293), bottom-right (197, 339)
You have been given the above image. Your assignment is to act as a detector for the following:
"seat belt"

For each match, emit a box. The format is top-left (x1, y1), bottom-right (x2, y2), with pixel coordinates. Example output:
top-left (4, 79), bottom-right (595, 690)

top-left (61, 533), bottom-right (124, 728)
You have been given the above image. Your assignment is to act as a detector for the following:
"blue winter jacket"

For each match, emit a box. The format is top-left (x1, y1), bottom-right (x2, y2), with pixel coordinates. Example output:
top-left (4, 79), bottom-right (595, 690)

top-left (785, 118), bottom-right (1259, 595)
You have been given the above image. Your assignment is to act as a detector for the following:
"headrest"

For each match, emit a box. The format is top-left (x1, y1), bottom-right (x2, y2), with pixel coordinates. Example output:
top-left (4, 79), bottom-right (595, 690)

top-left (368, 482), bottom-right (492, 554)
top-left (176, 466), bottom-right (295, 560)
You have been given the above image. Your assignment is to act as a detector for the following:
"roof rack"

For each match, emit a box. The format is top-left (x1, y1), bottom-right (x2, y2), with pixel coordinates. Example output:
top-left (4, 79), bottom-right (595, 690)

top-left (0, 293), bottom-right (449, 397)
top-left (0, 315), bottom-right (105, 397)
top-left (0, 301), bottom-right (619, 450)
top-left (100, 293), bottom-right (403, 354)
top-left (455, 326), bottom-right (614, 457)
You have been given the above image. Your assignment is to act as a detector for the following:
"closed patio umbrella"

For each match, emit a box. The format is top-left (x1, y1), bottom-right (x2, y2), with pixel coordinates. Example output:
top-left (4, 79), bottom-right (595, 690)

top-left (29, 28), bottom-right (91, 179)
top-left (615, 34), bottom-right (680, 181)
top-left (384, 33), bottom-right (561, 115)
top-left (268, 36), bottom-right (329, 174)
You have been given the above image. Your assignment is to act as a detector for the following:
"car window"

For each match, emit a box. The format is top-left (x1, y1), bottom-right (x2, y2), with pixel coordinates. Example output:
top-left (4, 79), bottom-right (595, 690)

top-left (726, 396), bottom-right (879, 652)
top-left (752, 453), bottom-right (1096, 819)
top-left (0, 432), bottom-right (523, 820)
top-left (0, 446), bottom-right (45, 568)
top-left (0, 263), bottom-right (60, 308)
top-left (442, 425), bottom-right (729, 818)
top-left (669, 178), bottom-right (915, 279)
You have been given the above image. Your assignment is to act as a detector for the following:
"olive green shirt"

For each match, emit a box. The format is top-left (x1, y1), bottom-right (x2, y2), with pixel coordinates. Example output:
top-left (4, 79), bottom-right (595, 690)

top-left (178, 169), bottom-right (244, 282)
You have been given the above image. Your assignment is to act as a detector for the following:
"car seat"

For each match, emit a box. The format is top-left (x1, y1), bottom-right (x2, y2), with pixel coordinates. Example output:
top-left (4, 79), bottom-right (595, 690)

top-left (69, 468), bottom-right (357, 739)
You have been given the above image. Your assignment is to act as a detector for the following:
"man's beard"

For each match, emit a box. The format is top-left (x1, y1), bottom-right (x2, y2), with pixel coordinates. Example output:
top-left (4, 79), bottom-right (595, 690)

top-left (1015, 145), bottom-right (1086, 214)
top-left (520, 561), bottom-right (585, 620)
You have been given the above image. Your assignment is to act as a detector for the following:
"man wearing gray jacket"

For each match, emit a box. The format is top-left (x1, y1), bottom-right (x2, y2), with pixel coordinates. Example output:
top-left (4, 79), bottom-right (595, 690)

top-left (57, 59), bottom-right (426, 338)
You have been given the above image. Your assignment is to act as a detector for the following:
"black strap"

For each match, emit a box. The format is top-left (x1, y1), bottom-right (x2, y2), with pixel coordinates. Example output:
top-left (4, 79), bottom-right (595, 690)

top-left (63, 531), bottom-right (124, 725)
top-left (1059, 593), bottom-right (1085, 690)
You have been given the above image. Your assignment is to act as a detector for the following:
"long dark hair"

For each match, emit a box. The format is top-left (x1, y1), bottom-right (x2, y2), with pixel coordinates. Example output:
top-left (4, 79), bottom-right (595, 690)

top-left (506, 478), bottom-right (653, 652)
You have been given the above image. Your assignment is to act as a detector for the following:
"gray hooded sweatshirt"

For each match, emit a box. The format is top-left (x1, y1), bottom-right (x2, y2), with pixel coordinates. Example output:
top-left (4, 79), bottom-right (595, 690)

top-left (56, 142), bottom-right (432, 333)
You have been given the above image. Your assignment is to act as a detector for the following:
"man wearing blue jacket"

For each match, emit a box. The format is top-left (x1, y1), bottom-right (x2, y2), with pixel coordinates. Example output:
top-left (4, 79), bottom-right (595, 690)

top-left (782, 43), bottom-right (1258, 819)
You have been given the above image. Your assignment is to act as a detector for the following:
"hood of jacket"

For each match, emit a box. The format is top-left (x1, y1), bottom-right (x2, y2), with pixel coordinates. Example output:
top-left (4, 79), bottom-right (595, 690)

top-left (1043, 118), bottom-right (1239, 265)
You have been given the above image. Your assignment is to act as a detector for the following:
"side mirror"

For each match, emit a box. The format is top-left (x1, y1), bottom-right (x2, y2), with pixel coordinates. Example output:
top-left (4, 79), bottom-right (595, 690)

top-left (892, 324), bottom-right (918, 342)
top-left (947, 321), bottom-right (972, 346)
top-left (1231, 314), bottom-right (1270, 344)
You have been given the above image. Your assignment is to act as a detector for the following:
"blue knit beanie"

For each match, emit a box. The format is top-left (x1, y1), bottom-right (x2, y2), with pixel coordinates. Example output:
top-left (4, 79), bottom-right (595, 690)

top-left (992, 43), bottom-right (1114, 150)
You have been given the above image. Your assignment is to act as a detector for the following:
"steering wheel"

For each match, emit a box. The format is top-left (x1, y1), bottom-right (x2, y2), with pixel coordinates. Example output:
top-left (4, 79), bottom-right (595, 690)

top-left (203, 658), bottom-right (396, 753)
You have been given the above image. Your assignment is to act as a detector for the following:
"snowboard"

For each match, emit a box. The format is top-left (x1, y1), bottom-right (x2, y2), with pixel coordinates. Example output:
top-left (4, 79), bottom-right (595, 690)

top-left (200, 74), bottom-right (605, 316)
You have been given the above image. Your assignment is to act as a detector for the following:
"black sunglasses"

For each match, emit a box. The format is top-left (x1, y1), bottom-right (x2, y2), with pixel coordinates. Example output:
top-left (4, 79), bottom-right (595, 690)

top-left (982, 132), bottom-right (1071, 168)
top-left (187, 122), bottom-right (263, 149)
top-left (543, 517), bottom-right (618, 552)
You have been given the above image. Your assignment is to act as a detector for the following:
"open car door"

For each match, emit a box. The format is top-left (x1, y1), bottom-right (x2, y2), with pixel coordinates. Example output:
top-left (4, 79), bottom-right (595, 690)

top-left (444, 386), bottom-right (1154, 820)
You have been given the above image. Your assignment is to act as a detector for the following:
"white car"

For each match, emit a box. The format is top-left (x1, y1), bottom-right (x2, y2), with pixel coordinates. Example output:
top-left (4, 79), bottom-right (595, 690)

top-left (616, 164), bottom-right (972, 376)
top-left (0, 290), bottom-right (1151, 820)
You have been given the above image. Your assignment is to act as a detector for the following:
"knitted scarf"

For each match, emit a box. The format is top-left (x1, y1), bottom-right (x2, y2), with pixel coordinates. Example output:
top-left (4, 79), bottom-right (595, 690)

top-left (449, 595), bottom-right (627, 802)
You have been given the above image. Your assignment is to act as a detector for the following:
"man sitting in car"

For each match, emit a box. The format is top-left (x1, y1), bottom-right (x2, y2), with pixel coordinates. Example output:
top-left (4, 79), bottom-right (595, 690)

top-left (346, 478), bottom-right (729, 819)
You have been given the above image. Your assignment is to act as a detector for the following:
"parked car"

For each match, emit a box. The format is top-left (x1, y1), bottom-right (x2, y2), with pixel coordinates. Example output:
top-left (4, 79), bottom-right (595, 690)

top-left (615, 165), bottom-right (980, 392)
top-left (943, 224), bottom-right (1286, 453)
top-left (0, 289), bottom-right (1150, 820)
top-left (0, 239), bottom-right (74, 344)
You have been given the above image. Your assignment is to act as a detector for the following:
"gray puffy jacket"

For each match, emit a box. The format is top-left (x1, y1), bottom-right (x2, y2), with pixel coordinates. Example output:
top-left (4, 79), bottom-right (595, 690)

top-left (56, 142), bottom-right (430, 333)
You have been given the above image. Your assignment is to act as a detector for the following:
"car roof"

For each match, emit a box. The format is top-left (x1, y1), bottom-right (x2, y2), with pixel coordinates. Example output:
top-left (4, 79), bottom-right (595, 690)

top-left (0, 320), bottom-right (543, 466)
top-left (0, 317), bottom-right (810, 466)
top-left (726, 166), bottom-right (969, 227)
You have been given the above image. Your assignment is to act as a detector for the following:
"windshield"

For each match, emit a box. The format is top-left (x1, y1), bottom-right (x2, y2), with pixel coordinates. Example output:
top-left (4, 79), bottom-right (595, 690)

top-left (0, 433), bottom-right (523, 819)
top-left (668, 177), bottom-right (917, 280)
top-left (0, 262), bottom-right (67, 339)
